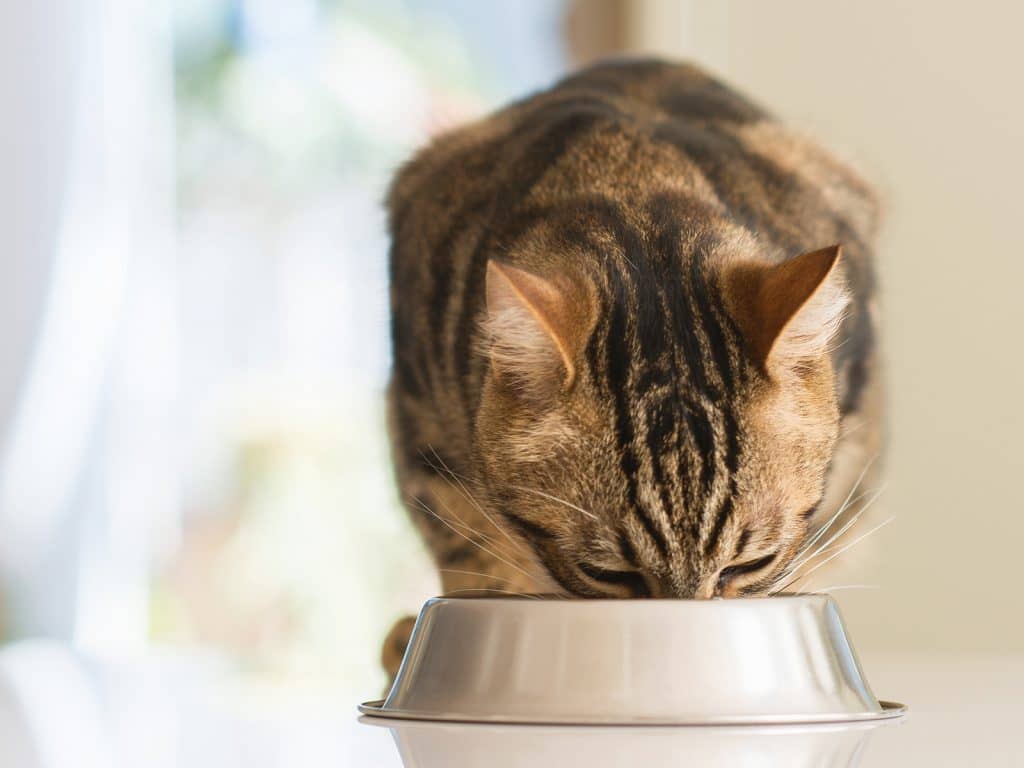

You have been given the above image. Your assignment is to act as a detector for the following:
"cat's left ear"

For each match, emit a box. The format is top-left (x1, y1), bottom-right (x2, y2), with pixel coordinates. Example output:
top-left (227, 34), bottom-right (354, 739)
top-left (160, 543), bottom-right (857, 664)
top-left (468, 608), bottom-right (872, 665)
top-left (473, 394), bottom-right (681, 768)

top-left (723, 244), bottom-right (849, 373)
top-left (483, 260), bottom-right (590, 394)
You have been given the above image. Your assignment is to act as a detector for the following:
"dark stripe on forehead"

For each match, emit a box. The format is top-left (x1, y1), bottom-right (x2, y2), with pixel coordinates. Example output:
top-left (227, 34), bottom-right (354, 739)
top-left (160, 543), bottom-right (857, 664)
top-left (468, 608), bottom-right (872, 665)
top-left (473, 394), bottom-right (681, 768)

top-left (700, 411), bottom-right (741, 557)
top-left (703, 411), bottom-right (742, 555)
top-left (604, 270), bottom-right (673, 563)
top-left (626, 214), bottom-right (683, 530)
top-left (606, 287), bottom-right (643, 529)
top-left (640, 249), bottom-right (699, 532)
top-left (704, 489), bottom-right (733, 557)
top-left (670, 251), bottom-right (714, 400)
top-left (723, 409), bottom-right (741, 474)
top-left (686, 399), bottom-right (716, 494)
top-left (642, 197), bottom-right (732, 529)
top-left (644, 400), bottom-right (679, 533)
top-left (646, 195), bottom-right (747, 404)
top-left (634, 508), bottom-right (672, 562)
top-left (662, 243), bottom-right (721, 516)
top-left (644, 399), bottom-right (675, 464)
top-left (709, 283), bottom-right (751, 389)
top-left (617, 529), bottom-right (641, 569)
top-left (668, 401), bottom-right (708, 536)
top-left (689, 246), bottom-right (735, 395)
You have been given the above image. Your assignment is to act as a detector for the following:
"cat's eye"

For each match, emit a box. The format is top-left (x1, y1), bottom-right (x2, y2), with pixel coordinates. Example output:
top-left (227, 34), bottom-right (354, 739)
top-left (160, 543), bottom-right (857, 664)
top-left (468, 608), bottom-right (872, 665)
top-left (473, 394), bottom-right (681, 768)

top-left (716, 553), bottom-right (777, 593)
top-left (577, 561), bottom-right (651, 597)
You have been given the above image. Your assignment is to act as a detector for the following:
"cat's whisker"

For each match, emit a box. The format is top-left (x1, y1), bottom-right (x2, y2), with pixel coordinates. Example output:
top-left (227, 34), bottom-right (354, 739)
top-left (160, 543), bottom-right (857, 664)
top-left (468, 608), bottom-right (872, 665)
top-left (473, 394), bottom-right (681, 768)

top-left (784, 493), bottom-right (865, 583)
top-left (839, 418), bottom-right (869, 438)
top-left (796, 493), bottom-right (886, 568)
top-left (784, 484), bottom-right (887, 578)
top-left (799, 456), bottom-right (876, 556)
top-left (510, 485), bottom-right (600, 522)
top-left (776, 516), bottom-right (895, 594)
top-left (421, 446), bottom-right (529, 555)
top-left (443, 587), bottom-right (542, 600)
top-left (804, 584), bottom-right (881, 594)
top-left (410, 494), bottom-right (526, 571)
top-left (793, 491), bottom-right (859, 563)
top-left (409, 495), bottom-right (546, 589)
top-left (439, 568), bottom-right (529, 587)
top-left (414, 457), bottom-right (521, 561)
top-left (792, 454), bottom-right (879, 562)
top-left (408, 490), bottom-right (518, 561)
top-left (827, 335), bottom-right (852, 354)
top-left (772, 484), bottom-right (876, 596)
top-left (408, 495), bottom-right (486, 545)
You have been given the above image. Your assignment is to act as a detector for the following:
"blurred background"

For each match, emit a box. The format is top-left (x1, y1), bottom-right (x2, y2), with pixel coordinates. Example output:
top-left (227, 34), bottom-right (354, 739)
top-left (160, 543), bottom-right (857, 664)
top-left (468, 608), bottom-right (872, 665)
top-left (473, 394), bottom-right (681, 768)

top-left (0, 0), bottom-right (1021, 765)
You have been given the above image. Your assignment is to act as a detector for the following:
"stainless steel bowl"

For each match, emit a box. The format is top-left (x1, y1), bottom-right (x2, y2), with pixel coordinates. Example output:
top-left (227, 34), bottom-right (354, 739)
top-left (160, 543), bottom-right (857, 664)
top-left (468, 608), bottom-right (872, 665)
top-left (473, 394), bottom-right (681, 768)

top-left (360, 595), bottom-right (905, 725)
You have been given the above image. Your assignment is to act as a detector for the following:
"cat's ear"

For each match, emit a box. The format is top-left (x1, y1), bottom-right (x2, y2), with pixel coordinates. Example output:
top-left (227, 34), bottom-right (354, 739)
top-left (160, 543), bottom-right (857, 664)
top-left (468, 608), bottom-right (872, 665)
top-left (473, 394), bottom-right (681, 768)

top-left (483, 260), bottom-right (587, 393)
top-left (723, 245), bottom-right (848, 372)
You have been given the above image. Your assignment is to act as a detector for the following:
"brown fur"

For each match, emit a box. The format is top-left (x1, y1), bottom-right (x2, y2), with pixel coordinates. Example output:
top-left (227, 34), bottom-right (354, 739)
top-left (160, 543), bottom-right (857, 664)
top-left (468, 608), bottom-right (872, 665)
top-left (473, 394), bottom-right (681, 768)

top-left (382, 59), bottom-right (882, 679)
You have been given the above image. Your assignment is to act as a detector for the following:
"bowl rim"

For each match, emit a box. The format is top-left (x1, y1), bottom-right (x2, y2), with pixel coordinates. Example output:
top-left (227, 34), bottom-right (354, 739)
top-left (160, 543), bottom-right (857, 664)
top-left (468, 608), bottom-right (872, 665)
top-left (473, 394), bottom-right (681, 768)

top-left (357, 699), bottom-right (908, 726)
top-left (416, 593), bottom-right (830, 607)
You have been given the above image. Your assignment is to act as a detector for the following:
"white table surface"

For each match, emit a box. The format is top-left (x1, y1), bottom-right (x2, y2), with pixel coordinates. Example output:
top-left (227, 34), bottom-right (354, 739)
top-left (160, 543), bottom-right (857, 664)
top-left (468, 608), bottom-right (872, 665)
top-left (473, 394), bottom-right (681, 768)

top-left (1, 644), bottom-right (1021, 767)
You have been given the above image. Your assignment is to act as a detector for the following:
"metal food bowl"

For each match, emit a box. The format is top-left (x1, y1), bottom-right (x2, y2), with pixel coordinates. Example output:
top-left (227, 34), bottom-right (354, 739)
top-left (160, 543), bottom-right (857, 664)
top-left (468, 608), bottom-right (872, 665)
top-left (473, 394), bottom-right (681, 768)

top-left (360, 595), bottom-right (905, 726)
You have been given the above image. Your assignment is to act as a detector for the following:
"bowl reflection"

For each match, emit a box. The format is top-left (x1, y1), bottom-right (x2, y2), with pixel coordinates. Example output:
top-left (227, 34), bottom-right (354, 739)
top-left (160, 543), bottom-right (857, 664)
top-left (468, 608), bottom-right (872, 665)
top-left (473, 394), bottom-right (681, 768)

top-left (361, 715), bottom-right (900, 768)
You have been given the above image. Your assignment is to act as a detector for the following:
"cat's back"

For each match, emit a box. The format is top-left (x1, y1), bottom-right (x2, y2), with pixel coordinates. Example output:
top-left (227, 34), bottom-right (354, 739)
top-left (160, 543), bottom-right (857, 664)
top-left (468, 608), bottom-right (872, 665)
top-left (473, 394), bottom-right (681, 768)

top-left (553, 57), bottom-right (771, 125)
top-left (390, 58), bottom-right (878, 256)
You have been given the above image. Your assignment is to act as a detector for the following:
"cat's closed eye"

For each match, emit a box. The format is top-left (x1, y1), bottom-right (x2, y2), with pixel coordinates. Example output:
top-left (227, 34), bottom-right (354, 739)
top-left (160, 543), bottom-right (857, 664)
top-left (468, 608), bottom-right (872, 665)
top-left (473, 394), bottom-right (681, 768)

top-left (577, 561), bottom-right (651, 598)
top-left (716, 553), bottom-right (777, 595)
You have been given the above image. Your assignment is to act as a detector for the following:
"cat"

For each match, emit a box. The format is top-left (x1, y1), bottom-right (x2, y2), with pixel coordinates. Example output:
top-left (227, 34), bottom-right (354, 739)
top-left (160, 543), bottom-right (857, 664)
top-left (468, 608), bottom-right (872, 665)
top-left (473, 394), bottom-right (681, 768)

top-left (381, 59), bottom-right (882, 678)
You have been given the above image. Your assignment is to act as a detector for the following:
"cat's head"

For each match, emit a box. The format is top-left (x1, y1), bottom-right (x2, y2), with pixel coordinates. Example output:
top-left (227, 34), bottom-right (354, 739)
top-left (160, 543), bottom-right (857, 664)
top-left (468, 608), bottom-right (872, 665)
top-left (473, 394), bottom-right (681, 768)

top-left (473, 235), bottom-right (848, 599)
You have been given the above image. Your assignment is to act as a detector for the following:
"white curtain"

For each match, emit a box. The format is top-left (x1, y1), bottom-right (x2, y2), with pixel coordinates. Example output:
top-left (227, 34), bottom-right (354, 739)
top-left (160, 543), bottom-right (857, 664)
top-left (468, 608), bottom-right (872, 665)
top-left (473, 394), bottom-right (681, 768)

top-left (0, 0), bottom-right (176, 653)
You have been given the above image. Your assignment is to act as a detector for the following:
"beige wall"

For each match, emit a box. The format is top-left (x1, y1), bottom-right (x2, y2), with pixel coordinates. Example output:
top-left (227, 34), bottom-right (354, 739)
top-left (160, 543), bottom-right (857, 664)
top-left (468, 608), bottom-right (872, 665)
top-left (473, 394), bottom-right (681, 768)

top-left (626, 1), bottom-right (1024, 653)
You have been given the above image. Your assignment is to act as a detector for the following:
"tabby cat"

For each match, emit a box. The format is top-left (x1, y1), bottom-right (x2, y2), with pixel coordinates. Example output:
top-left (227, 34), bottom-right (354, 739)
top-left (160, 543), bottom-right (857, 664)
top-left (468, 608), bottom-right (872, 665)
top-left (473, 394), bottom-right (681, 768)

top-left (382, 59), bottom-right (881, 677)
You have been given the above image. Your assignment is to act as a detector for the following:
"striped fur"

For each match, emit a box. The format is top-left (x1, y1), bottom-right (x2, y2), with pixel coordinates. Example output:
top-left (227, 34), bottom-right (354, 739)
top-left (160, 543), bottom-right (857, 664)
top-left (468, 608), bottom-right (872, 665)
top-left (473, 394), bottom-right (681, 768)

top-left (383, 59), bottom-right (881, 677)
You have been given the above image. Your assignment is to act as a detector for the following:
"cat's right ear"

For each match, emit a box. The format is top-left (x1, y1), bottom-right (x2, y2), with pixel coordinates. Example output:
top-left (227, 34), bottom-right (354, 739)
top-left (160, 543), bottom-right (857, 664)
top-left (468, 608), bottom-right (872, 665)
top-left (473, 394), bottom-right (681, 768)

top-left (722, 244), bottom-right (849, 374)
top-left (483, 260), bottom-right (589, 395)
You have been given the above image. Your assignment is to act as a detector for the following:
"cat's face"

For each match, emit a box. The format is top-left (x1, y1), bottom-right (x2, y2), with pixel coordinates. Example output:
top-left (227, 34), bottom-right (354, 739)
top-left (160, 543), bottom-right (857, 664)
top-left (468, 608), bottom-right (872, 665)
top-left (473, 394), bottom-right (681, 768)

top-left (473, 240), bottom-right (847, 598)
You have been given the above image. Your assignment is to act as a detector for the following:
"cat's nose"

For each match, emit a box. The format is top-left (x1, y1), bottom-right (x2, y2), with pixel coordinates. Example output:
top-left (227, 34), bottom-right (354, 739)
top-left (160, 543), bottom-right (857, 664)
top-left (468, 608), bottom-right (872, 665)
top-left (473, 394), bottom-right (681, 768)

top-left (650, 574), bottom-right (713, 600)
